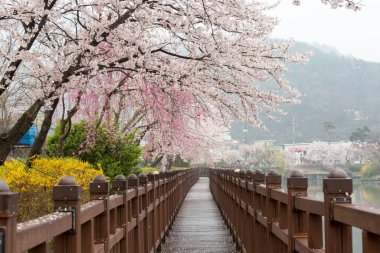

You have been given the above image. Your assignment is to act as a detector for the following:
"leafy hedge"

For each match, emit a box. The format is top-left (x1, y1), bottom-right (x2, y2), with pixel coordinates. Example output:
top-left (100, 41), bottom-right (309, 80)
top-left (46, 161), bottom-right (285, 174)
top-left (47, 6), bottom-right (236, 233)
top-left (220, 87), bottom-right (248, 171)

top-left (47, 121), bottom-right (142, 177)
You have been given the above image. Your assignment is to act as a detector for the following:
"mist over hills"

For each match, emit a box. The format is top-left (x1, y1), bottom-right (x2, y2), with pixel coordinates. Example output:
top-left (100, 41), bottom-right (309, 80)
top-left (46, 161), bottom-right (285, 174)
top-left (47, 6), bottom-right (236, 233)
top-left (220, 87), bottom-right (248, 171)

top-left (231, 42), bottom-right (380, 145)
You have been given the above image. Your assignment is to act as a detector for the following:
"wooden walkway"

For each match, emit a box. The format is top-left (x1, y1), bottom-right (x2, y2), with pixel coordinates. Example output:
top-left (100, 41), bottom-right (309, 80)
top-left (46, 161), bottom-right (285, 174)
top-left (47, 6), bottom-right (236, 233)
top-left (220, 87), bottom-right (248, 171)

top-left (161, 177), bottom-right (239, 253)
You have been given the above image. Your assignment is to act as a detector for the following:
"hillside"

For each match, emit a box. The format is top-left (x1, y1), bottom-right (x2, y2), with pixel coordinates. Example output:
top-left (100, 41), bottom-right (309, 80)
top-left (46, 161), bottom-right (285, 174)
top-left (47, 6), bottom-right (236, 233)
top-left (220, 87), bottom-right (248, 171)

top-left (231, 42), bottom-right (380, 144)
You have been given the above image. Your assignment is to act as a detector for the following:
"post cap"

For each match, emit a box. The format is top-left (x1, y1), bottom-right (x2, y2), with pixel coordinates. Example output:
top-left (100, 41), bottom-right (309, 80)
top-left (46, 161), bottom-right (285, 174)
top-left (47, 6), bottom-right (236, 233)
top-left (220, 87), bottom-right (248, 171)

top-left (90, 174), bottom-right (109, 196)
top-left (328, 169), bottom-right (348, 178)
top-left (324, 169), bottom-right (352, 194)
top-left (266, 170), bottom-right (282, 185)
top-left (114, 175), bottom-right (126, 181)
top-left (0, 179), bottom-right (10, 192)
top-left (92, 174), bottom-right (107, 183)
top-left (268, 169), bottom-right (279, 176)
top-left (254, 169), bottom-right (264, 174)
top-left (128, 174), bottom-right (138, 180)
top-left (53, 176), bottom-right (82, 201)
top-left (112, 174), bottom-right (127, 192)
top-left (289, 170), bottom-right (304, 178)
top-left (58, 175), bottom-right (78, 186)
top-left (128, 173), bottom-right (139, 187)
top-left (139, 173), bottom-right (148, 184)
top-left (287, 170), bottom-right (308, 189)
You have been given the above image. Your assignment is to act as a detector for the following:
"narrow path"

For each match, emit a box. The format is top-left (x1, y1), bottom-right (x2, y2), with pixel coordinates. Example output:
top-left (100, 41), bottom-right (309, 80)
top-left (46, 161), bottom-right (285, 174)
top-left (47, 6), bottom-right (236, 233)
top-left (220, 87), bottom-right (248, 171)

top-left (161, 177), bottom-right (239, 253)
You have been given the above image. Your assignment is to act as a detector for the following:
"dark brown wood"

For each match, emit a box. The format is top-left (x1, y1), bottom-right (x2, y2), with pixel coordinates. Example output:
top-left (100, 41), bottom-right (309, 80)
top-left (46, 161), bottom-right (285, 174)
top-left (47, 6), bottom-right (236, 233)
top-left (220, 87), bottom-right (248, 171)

top-left (29, 242), bottom-right (49, 253)
top-left (209, 168), bottom-right (380, 253)
top-left (5, 167), bottom-right (380, 253)
top-left (17, 212), bottom-right (72, 251)
top-left (334, 203), bottom-right (380, 234)
top-left (0, 184), bottom-right (18, 253)
top-left (295, 196), bottom-right (324, 216)
top-left (287, 174), bottom-right (308, 253)
top-left (81, 220), bottom-right (95, 253)
top-left (363, 230), bottom-right (380, 253)
top-left (53, 177), bottom-right (82, 253)
top-left (323, 177), bottom-right (353, 253)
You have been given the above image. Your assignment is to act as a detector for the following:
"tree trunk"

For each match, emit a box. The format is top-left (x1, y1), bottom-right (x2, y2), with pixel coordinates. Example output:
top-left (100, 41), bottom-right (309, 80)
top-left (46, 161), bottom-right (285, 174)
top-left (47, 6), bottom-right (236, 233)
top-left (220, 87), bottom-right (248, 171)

top-left (27, 98), bottom-right (59, 164)
top-left (0, 100), bottom-right (44, 164)
top-left (165, 156), bottom-right (174, 170)
top-left (151, 155), bottom-right (163, 168)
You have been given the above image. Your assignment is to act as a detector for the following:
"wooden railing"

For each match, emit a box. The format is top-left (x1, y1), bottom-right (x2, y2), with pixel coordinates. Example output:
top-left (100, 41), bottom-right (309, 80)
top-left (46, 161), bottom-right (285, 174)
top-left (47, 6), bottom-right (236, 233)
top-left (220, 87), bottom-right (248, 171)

top-left (0, 169), bottom-right (199, 253)
top-left (210, 168), bottom-right (380, 253)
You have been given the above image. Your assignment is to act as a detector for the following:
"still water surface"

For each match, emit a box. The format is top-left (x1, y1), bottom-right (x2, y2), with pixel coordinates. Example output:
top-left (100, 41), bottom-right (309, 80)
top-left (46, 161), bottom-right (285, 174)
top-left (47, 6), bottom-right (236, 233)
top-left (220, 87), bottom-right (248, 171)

top-left (307, 180), bottom-right (380, 253)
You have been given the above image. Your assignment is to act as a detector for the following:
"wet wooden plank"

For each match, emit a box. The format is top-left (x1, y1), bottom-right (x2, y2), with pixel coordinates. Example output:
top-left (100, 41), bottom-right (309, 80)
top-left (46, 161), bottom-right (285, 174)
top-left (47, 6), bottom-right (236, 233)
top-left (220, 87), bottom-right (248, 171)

top-left (161, 177), bottom-right (239, 253)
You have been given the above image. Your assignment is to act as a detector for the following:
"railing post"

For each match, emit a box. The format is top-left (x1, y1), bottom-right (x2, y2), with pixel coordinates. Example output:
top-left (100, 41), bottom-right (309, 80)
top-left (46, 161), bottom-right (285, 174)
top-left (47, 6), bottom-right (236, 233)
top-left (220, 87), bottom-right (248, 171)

top-left (323, 169), bottom-right (353, 253)
top-left (112, 175), bottom-right (128, 253)
top-left (90, 174), bottom-right (110, 253)
top-left (0, 179), bottom-right (18, 253)
top-left (148, 172), bottom-right (159, 252)
top-left (287, 170), bottom-right (308, 253)
top-left (265, 169), bottom-right (282, 253)
top-left (53, 176), bottom-right (82, 253)
top-left (128, 174), bottom-right (141, 253)
top-left (139, 173), bottom-right (150, 253)
top-left (252, 170), bottom-right (265, 253)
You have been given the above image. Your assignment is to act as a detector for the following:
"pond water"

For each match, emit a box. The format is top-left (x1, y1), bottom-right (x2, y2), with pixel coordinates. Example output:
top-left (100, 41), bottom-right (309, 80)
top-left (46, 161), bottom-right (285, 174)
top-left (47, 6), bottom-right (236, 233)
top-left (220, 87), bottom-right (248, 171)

top-left (307, 180), bottom-right (380, 253)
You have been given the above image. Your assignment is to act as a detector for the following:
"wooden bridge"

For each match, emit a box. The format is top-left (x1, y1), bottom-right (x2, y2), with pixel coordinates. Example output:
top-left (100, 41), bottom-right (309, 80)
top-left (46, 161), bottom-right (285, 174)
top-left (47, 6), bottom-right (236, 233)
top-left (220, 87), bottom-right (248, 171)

top-left (0, 168), bottom-right (380, 253)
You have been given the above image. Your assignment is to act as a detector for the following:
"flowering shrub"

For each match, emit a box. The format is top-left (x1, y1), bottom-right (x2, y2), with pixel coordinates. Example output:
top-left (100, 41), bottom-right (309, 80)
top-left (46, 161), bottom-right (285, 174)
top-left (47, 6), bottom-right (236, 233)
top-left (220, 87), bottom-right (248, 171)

top-left (0, 157), bottom-right (103, 221)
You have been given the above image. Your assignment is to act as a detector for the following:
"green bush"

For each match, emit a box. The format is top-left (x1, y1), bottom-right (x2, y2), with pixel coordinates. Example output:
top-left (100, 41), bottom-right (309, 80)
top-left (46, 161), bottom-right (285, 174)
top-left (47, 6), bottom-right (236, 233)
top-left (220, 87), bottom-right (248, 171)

top-left (348, 164), bottom-right (362, 173)
top-left (47, 121), bottom-right (143, 177)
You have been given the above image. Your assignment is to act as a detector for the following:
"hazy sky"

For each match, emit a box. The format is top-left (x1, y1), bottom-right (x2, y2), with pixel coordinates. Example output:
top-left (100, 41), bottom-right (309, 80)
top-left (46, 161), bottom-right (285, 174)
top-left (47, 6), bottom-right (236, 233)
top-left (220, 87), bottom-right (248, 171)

top-left (268, 0), bottom-right (380, 63)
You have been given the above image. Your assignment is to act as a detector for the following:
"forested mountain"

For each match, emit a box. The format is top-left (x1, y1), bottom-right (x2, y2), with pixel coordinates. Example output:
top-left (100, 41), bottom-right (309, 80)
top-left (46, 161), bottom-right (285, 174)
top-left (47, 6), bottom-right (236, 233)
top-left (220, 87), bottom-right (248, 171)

top-left (231, 42), bottom-right (380, 144)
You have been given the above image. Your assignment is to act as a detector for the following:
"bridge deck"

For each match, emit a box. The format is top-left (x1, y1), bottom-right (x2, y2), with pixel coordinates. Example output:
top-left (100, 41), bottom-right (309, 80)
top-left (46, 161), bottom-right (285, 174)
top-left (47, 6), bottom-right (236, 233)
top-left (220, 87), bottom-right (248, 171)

top-left (161, 177), bottom-right (239, 253)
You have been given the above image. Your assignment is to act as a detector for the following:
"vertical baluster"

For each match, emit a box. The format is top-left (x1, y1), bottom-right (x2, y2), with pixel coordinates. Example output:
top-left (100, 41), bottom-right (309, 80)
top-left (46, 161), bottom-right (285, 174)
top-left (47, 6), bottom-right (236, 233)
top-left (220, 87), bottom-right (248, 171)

top-left (265, 170), bottom-right (282, 253)
top-left (251, 170), bottom-right (265, 253)
top-left (139, 173), bottom-right (149, 253)
top-left (148, 172), bottom-right (158, 252)
top-left (287, 170), bottom-right (308, 253)
top-left (29, 242), bottom-right (49, 253)
top-left (363, 230), bottom-right (380, 253)
top-left (128, 174), bottom-right (140, 253)
top-left (308, 212), bottom-right (323, 249)
top-left (112, 175), bottom-right (128, 253)
top-left (245, 171), bottom-right (254, 253)
top-left (90, 175), bottom-right (110, 252)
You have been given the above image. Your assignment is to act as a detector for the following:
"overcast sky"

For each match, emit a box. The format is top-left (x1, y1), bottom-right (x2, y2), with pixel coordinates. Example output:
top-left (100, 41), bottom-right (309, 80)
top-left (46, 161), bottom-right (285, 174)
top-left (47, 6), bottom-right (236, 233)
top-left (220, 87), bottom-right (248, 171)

top-left (268, 0), bottom-right (380, 63)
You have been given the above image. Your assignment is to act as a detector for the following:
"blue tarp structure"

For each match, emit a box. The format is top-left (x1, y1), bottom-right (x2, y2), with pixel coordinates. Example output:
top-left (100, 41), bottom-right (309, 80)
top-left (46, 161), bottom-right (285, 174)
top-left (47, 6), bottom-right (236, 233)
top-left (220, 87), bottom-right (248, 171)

top-left (17, 125), bottom-right (38, 146)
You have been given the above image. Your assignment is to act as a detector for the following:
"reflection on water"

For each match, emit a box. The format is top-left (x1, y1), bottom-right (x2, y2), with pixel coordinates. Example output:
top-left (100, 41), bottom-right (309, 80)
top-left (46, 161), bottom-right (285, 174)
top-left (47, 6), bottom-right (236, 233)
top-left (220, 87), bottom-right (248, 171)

top-left (307, 180), bottom-right (380, 253)
top-left (308, 180), bottom-right (380, 209)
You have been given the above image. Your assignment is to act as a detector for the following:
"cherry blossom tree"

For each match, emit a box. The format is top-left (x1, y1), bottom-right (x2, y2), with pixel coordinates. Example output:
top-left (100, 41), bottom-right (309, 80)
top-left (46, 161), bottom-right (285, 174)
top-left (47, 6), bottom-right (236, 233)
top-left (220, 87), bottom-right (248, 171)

top-left (305, 141), bottom-right (351, 167)
top-left (0, 0), bottom-right (310, 164)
